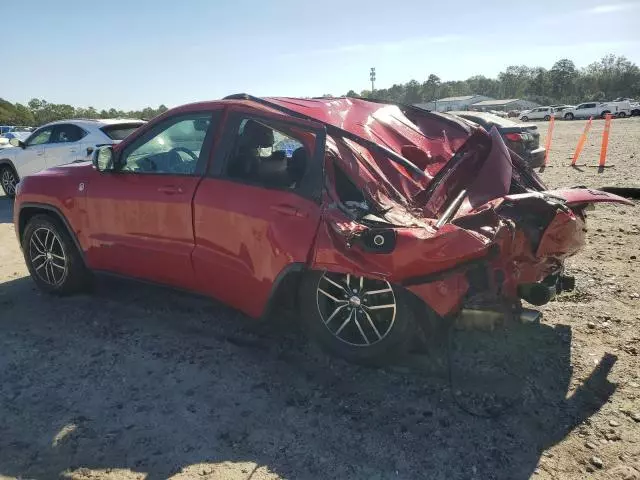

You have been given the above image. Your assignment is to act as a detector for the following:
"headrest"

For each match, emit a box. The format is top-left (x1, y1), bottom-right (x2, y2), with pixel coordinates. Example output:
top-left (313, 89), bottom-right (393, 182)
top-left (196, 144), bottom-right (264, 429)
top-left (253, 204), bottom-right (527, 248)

top-left (241, 120), bottom-right (274, 148)
top-left (288, 147), bottom-right (308, 177)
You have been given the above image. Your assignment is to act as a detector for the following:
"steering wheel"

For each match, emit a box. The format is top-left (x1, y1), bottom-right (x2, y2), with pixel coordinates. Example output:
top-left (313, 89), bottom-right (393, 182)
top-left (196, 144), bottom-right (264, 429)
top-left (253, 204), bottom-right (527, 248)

top-left (169, 147), bottom-right (198, 162)
top-left (167, 147), bottom-right (198, 173)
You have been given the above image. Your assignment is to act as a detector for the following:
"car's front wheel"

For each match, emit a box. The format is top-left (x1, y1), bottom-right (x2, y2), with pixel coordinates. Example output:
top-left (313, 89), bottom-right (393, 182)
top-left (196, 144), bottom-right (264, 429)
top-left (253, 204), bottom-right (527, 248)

top-left (618, 112), bottom-right (626, 118)
top-left (544, 115), bottom-right (551, 121)
top-left (520, 116), bottom-right (529, 122)
top-left (0, 164), bottom-right (18, 198)
top-left (564, 113), bottom-right (574, 120)
top-left (22, 214), bottom-right (91, 295)
top-left (299, 271), bottom-right (417, 365)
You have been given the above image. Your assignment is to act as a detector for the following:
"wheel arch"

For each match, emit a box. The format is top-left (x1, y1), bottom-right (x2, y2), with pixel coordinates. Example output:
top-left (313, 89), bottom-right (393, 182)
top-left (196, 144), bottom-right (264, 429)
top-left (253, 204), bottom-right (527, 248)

top-left (18, 203), bottom-right (86, 265)
top-left (260, 262), bottom-right (307, 320)
top-left (0, 158), bottom-right (18, 173)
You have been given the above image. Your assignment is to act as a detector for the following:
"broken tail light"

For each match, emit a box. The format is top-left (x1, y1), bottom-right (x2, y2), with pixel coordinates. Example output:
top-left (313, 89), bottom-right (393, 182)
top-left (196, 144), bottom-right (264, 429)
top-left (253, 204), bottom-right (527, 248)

top-left (504, 132), bottom-right (525, 142)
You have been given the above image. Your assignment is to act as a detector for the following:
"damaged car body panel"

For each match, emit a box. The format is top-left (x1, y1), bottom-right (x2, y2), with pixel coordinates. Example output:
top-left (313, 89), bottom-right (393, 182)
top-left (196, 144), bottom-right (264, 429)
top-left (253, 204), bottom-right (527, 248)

top-left (258, 96), bottom-right (632, 317)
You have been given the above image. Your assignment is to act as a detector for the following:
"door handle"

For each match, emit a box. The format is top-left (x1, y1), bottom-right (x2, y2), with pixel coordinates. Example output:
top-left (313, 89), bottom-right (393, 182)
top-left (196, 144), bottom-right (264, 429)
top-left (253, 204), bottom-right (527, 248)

top-left (157, 185), bottom-right (184, 194)
top-left (270, 204), bottom-right (307, 218)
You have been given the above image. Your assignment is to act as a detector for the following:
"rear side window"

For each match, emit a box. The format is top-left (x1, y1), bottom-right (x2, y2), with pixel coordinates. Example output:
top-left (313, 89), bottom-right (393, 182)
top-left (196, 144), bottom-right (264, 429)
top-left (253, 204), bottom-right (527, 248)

top-left (223, 117), bottom-right (313, 191)
top-left (100, 123), bottom-right (145, 141)
top-left (51, 124), bottom-right (87, 143)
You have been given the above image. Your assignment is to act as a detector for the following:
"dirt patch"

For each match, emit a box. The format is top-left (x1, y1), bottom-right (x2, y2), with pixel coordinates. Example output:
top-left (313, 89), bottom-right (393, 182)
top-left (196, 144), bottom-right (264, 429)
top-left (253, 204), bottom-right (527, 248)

top-left (0, 118), bottom-right (639, 479)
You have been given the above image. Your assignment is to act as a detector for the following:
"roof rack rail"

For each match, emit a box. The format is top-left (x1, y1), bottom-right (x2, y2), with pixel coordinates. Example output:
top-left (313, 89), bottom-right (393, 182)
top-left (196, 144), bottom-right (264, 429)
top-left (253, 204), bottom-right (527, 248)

top-left (223, 93), bottom-right (427, 180)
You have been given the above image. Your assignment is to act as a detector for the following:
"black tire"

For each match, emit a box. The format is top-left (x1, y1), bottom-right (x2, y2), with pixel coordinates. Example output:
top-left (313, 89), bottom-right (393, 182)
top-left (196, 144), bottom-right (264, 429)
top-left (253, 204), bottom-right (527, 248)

top-left (520, 116), bottom-right (528, 122)
top-left (544, 115), bottom-right (551, 121)
top-left (22, 214), bottom-right (91, 295)
top-left (564, 113), bottom-right (574, 120)
top-left (0, 164), bottom-right (18, 198)
top-left (600, 111), bottom-right (610, 119)
top-left (618, 112), bottom-right (626, 118)
top-left (299, 271), bottom-right (417, 365)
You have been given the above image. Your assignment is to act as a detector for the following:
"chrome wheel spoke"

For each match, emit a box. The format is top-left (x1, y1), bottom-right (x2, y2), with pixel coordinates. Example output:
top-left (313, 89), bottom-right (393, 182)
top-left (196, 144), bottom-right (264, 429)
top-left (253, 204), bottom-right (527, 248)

top-left (318, 288), bottom-right (347, 304)
top-left (31, 253), bottom-right (45, 263)
top-left (363, 288), bottom-right (392, 296)
top-left (334, 309), bottom-right (354, 336)
top-left (34, 260), bottom-right (47, 271)
top-left (50, 252), bottom-right (65, 261)
top-left (361, 308), bottom-right (383, 340)
top-left (32, 234), bottom-right (46, 253)
top-left (50, 260), bottom-right (65, 270)
top-left (325, 304), bottom-right (348, 325)
top-left (322, 276), bottom-right (351, 296)
top-left (364, 304), bottom-right (396, 311)
top-left (353, 312), bottom-right (370, 345)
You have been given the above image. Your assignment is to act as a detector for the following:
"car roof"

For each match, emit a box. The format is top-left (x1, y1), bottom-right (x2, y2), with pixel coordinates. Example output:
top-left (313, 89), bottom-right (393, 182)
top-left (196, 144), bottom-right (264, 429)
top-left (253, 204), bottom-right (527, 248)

top-left (39, 118), bottom-right (146, 128)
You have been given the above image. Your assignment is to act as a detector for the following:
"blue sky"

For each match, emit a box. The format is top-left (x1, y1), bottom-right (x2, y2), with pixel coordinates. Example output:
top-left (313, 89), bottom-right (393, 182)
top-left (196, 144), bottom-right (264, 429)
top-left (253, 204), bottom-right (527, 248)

top-left (5, 0), bottom-right (640, 109)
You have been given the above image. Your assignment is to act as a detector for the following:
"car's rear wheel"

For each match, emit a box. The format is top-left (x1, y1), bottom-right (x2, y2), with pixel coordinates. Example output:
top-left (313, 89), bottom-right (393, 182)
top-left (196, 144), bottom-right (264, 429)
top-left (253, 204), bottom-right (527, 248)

top-left (299, 271), bottom-right (416, 365)
top-left (0, 164), bottom-right (18, 198)
top-left (544, 115), bottom-right (550, 121)
top-left (22, 214), bottom-right (91, 295)
top-left (601, 111), bottom-right (610, 119)
top-left (564, 113), bottom-right (574, 120)
top-left (618, 112), bottom-right (626, 118)
top-left (520, 116), bottom-right (528, 122)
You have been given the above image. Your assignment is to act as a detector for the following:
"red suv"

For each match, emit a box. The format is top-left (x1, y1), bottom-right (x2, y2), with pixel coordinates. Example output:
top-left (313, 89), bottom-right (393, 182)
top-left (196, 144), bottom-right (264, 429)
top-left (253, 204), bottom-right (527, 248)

top-left (13, 95), bottom-right (630, 364)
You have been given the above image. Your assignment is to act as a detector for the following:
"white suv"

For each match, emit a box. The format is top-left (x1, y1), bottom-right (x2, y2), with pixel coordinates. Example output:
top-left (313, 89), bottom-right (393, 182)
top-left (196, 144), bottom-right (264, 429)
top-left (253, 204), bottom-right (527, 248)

top-left (519, 107), bottom-right (554, 121)
top-left (0, 118), bottom-right (145, 197)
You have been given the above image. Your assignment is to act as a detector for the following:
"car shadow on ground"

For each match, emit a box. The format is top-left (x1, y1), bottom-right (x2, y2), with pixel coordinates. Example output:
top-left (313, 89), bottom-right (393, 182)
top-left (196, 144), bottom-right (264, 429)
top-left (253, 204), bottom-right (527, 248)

top-left (0, 195), bottom-right (13, 224)
top-left (0, 275), bottom-right (617, 480)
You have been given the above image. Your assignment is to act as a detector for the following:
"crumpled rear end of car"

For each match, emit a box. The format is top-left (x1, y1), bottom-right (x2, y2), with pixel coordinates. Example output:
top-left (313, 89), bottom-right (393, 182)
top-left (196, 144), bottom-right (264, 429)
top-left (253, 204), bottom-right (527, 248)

top-left (298, 97), bottom-right (631, 319)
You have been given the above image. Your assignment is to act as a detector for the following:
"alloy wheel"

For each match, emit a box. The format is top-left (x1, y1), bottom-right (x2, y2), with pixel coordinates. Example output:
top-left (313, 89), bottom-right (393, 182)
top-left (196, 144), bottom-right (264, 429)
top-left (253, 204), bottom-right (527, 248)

top-left (1, 168), bottom-right (17, 196)
top-left (29, 227), bottom-right (67, 286)
top-left (316, 272), bottom-right (396, 347)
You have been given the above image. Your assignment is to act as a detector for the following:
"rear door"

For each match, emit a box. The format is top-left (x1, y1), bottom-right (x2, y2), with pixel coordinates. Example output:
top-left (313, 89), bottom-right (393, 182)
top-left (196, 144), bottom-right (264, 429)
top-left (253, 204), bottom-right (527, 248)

top-left (84, 110), bottom-right (221, 289)
top-left (45, 123), bottom-right (87, 167)
top-left (191, 109), bottom-right (326, 318)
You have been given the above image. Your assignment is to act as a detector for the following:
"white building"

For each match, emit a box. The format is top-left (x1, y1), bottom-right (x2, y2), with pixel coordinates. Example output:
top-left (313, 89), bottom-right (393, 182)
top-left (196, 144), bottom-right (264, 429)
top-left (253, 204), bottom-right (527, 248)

top-left (415, 95), bottom-right (494, 112)
top-left (470, 98), bottom-right (539, 112)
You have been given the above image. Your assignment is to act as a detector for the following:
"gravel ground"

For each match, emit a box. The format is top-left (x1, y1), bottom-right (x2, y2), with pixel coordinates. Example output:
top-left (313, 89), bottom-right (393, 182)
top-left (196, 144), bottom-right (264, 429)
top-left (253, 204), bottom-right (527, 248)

top-left (0, 117), bottom-right (638, 480)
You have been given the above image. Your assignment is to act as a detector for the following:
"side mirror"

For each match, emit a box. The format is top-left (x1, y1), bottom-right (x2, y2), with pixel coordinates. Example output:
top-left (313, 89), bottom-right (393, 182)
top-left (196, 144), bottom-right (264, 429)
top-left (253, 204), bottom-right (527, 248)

top-left (9, 138), bottom-right (24, 148)
top-left (92, 146), bottom-right (115, 172)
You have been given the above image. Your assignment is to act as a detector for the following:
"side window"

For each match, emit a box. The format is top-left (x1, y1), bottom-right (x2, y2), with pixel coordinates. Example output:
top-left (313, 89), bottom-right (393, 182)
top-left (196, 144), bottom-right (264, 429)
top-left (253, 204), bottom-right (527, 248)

top-left (224, 118), bottom-right (313, 190)
top-left (52, 124), bottom-right (87, 143)
top-left (121, 113), bottom-right (214, 175)
top-left (25, 127), bottom-right (54, 146)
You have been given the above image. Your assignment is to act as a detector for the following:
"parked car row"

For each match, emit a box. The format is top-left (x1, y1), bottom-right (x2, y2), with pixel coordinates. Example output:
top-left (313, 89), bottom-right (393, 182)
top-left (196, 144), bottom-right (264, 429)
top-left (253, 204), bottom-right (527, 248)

top-left (0, 118), bottom-right (145, 196)
top-left (447, 111), bottom-right (545, 168)
top-left (518, 100), bottom-right (634, 122)
top-left (9, 94), bottom-right (631, 364)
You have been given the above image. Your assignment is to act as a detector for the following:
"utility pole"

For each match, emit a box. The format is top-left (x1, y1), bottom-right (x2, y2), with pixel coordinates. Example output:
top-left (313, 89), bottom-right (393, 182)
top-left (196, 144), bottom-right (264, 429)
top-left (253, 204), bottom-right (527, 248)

top-left (370, 67), bottom-right (376, 93)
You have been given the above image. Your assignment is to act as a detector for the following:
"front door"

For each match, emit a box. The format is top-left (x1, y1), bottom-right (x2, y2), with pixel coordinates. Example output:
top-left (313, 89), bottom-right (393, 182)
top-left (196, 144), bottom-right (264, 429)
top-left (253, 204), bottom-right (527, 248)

top-left (44, 123), bottom-right (87, 167)
top-left (15, 126), bottom-right (54, 177)
top-left (84, 110), bottom-right (221, 289)
top-left (192, 112), bottom-right (325, 318)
